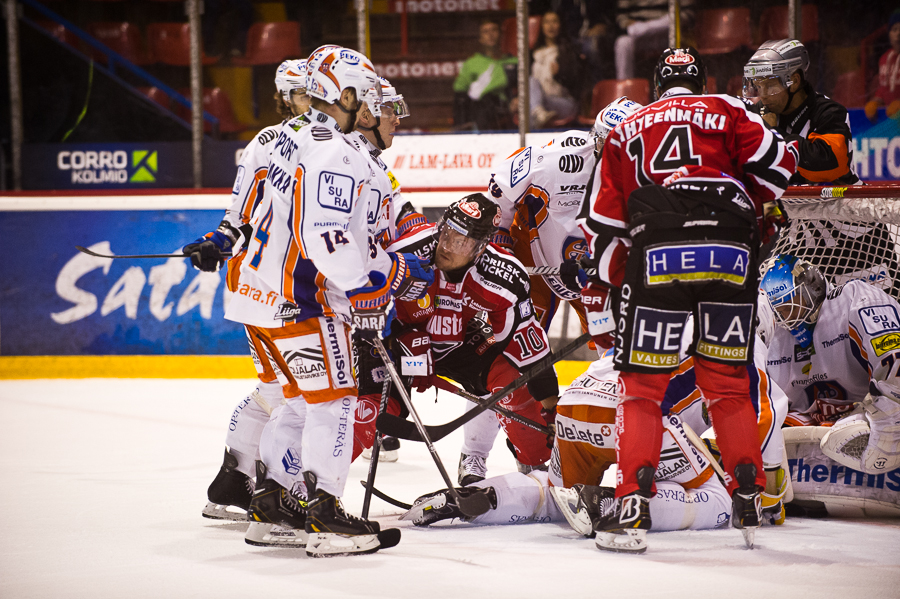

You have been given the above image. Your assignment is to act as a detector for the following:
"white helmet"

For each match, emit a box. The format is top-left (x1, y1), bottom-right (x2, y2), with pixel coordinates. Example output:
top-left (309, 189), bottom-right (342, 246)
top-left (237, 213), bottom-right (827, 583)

top-left (379, 76), bottom-right (410, 118)
top-left (274, 59), bottom-right (307, 103)
top-left (590, 96), bottom-right (642, 151)
top-left (306, 47), bottom-right (380, 107)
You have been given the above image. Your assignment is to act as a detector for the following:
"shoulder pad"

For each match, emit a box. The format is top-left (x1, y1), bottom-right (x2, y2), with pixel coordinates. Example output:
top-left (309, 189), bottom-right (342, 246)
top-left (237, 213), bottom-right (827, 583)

top-left (475, 247), bottom-right (530, 298)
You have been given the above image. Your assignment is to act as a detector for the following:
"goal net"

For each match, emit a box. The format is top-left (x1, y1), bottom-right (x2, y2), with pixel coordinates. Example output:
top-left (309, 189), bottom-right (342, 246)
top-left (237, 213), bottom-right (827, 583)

top-left (768, 185), bottom-right (900, 301)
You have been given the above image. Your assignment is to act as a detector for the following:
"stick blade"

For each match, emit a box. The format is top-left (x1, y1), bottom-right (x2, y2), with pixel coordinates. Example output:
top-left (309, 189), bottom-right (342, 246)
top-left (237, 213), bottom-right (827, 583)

top-left (376, 413), bottom-right (423, 442)
top-left (456, 489), bottom-right (493, 518)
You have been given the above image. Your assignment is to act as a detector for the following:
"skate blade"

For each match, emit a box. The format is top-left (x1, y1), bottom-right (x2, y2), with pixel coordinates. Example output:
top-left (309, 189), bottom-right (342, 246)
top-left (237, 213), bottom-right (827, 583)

top-left (548, 487), bottom-right (593, 537)
top-left (741, 527), bottom-right (756, 549)
top-left (399, 494), bottom-right (448, 525)
top-left (202, 502), bottom-right (249, 521)
top-left (305, 532), bottom-right (381, 557)
top-left (595, 529), bottom-right (648, 554)
top-left (244, 522), bottom-right (308, 548)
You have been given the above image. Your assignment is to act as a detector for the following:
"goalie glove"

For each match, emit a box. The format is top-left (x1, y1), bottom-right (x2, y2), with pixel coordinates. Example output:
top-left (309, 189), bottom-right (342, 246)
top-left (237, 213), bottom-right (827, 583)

top-left (581, 280), bottom-right (616, 349)
top-left (820, 411), bottom-right (870, 471)
top-left (861, 392), bottom-right (900, 473)
top-left (347, 271), bottom-right (396, 338)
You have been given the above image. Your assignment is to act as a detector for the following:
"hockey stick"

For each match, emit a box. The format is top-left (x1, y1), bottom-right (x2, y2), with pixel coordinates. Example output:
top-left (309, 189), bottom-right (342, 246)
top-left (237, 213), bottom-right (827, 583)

top-left (75, 246), bottom-right (228, 260)
top-left (377, 332), bottom-right (590, 443)
top-left (526, 265), bottom-right (597, 277)
top-left (358, 480), bottom-right (413, 510)
top-left (428, 375), bottom-right (553, 436)
top-left (372, 336), bottom-right (492, 518)
top-left (681, 422), bottom-right (727, 482)
top-left (361, 374), bottom-right (392, 519)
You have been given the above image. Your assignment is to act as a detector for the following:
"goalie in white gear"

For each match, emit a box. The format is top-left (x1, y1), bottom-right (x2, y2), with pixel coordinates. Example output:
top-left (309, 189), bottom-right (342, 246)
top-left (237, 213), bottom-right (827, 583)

top-left (459, 97), bottom-right (643, 485)
top-left (197, 58), bottom-right (310, 522)
top-left (760, 254), bottom-right (900, 477)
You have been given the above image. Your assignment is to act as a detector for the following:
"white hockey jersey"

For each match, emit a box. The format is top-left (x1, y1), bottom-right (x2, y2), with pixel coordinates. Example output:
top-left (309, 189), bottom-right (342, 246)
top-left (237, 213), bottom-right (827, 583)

top-left (347, 131), bottom-right (404, 261)
top-left (223, 124), bottom-right (281, 232)
top-left (765, 280), bottom-right (900, 425)
top-left (225, 109), bottom-right (383, 328)
top-left (488, 131), bottom-right (595, 301)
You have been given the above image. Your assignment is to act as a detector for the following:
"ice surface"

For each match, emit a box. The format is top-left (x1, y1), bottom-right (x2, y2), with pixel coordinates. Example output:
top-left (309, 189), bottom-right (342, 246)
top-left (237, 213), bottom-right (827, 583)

top-left (1, 379), bottom-right (898, 599)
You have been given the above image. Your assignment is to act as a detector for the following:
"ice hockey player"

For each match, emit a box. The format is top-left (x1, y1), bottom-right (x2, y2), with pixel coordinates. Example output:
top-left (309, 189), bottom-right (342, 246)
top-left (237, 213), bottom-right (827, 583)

top-left (760, 254), bottom-right (900, 477)
top-left (459, 97), bottom-right (642, 484)
top-left (224, 46), bottom-right (433, 557)
top-left (349, 76), bottom-right (426, 463)
top-left (400, 347), bottom-right (733, 539)
top-left (578, 46), bottom-right (798, 552)
top-left (187, 57), bottom-right (311, 522)
top-left (376, 194), bottom-right (560, 485)
top-left (741, 40), bottom-right (899, 294)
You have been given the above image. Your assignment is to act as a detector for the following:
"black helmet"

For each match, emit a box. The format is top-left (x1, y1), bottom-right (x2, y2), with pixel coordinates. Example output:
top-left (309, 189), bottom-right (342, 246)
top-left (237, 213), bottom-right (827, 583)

top-left (436, 193), bottom-right (501, 256)
top-left (654, 47), bottom-right (707, 97)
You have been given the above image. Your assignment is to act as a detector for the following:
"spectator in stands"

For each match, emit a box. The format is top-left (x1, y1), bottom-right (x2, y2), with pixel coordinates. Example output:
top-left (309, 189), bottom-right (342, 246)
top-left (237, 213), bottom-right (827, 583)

top-left (527, 11), bottom-right (585, 128)
top-left (453, 20), bottom-right (518, 131)
top-left (865, 11), bottom-right (900, 123)
top-left (614, 0), bottom-right (695, 80)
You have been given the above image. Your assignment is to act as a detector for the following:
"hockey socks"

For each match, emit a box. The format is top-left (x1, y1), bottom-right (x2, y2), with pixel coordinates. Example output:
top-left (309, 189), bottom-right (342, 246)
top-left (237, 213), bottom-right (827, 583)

top-left (614, 399), bottom-right (663, 497)
top-left (707, 396), bottom-right (766, 494)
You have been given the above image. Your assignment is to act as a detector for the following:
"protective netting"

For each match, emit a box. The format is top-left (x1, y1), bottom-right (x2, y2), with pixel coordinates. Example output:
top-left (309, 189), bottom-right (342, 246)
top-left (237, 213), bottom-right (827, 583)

top-left (768, 186), bottom-right (900, 301)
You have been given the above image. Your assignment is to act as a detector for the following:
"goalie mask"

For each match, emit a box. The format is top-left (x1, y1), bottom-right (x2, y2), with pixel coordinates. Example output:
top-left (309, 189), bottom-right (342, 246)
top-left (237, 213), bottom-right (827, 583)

top-left (742, 39), bottom-right (809, 100)
top-left (590, 95), bottom-right (642, 155)
top-left (434, 194), bottom-right (500, 276)
top-left (760, 254), bottom-right (828, 348)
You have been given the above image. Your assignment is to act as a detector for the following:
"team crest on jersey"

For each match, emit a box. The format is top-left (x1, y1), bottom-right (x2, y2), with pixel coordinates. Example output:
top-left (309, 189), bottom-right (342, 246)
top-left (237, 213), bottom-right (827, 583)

top-left (562, 236), bottom-right (589, 262)
top-left (665, 49), bottom-right (695, 65)
top-left (459, 201), bottom-right (481, 219)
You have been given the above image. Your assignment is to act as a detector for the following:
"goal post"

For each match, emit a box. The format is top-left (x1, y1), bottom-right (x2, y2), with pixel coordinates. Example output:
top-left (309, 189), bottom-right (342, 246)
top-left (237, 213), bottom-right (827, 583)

top-left (768, 184), bottom-right (900, 300)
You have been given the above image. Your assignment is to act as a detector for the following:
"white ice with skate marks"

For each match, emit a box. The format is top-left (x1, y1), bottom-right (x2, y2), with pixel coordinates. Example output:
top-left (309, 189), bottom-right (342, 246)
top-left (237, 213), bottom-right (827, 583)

top-left (1, 378), bottom-right (898, 598)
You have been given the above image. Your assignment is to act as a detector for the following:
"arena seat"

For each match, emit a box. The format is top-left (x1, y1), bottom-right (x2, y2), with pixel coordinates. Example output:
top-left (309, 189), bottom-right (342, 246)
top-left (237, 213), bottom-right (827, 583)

top-left (500, 16), bottom-right (541, 56)
top-left (37, 20), bottom-right (79, 47)
top-left (147, 23), bottom-right (219, 66)
top-left (726, 75), bottom-right (745, 97)
top-left (87, 22), bottom-right (154, 65)
top-left (693, 8), bottom-right (752, 55)
top-left (830, 70), bottom-right (866, 108)
top-left (231, 22), bottom-right (302, 66)
top-left (177, 87), bottom-right (245, 134)
top-left (758, 5), bottom-right (819, 43)
top-left (590, 78), bottom-right (651, 116)
top-left (138, 87), bottom-right (170, 109)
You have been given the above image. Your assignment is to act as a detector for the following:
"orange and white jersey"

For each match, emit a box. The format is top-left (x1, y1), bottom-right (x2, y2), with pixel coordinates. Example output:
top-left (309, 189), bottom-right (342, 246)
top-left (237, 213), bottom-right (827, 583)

top-left (348, 131), bottom-right (404, 251)
top-left (552, 350), bottom-right (713, 489)
top-left (225, 108), bottom-right (384, 329)
top-left (223, 124), bottom-right (282, 232)
top-left (488, 131), bottom-right (595, 301)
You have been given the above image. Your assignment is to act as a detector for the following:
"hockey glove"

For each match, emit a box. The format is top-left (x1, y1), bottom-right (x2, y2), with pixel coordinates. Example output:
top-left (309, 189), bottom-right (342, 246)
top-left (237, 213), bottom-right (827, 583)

top-left (182, 224), bottom-right (237, 272)
top-left (388, 252), bottom-right (435, 302)
top-left (559, 258), bottom-right (588, 293)
top-left (347, 271), bottom-right (396, 338)
top-left (581, 281), bottom-right (616, 350)
top-left (395, 329), bottom-right (433, 392)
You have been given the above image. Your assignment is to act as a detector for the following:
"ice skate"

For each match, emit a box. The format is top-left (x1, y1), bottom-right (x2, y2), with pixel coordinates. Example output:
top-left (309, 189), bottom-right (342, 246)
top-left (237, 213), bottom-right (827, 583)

top-left (304, 472), bottom-right (399, 557)
top-left (458, 453), bottom-right (487, 486)
top-left (594, 467), bottom-right (653, 554)
top-left (361, 436), bottom-right (401, 462)
top-left (202, 448), bottom-right (254, 521)
top-left (400, 486), bottom-right (497, 527)
top-left (549, 484), bottom-right (615, 537)
top-left (244, 461), bottom-right (308, 548)
top-left (732, 463), bottom-right (762, 549)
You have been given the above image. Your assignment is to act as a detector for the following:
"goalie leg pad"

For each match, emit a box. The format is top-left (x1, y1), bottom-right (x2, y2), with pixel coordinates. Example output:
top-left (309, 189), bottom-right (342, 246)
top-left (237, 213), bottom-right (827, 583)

top-left (862, 393), bottom-right (900, 474)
